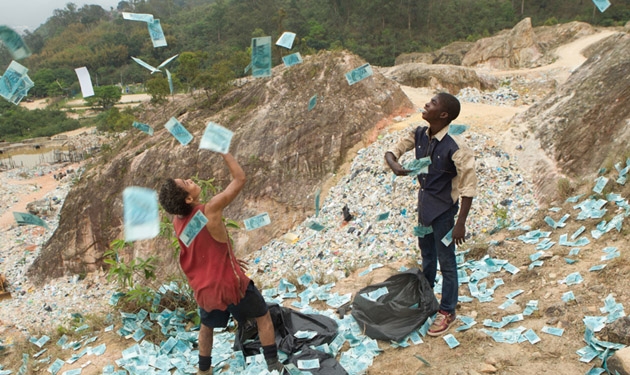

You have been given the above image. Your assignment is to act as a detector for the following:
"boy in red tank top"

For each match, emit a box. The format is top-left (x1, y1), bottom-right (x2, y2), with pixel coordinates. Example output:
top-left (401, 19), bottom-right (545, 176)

top-left (159, 153), bottom-right (284, 374)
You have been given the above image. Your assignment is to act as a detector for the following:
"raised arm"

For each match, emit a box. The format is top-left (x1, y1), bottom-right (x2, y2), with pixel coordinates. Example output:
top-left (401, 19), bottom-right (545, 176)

top-left (204, 153), bottom-right (246, 242)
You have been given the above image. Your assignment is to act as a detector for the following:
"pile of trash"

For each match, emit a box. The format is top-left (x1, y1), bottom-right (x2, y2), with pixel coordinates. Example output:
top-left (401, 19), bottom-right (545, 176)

top-left (248, 126), bottom-right (538, 289)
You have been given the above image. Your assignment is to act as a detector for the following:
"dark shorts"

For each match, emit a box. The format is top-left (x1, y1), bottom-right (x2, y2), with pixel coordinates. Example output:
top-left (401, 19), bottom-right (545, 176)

top-left (199, 281), bottom-right (268, 328)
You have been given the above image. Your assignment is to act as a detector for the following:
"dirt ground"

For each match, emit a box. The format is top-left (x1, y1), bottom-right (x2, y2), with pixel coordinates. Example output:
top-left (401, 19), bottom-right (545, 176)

top-left (1, 31), bottom-right (625, 374)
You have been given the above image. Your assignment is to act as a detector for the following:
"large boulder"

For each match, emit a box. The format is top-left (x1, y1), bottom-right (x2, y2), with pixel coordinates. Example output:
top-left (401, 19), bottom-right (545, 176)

top-left (462, 17), bottom-right (542, 69)
top-left (27, 51), bottom-right (413, 284)
top-left (380, 63), bottom-right (498, 94)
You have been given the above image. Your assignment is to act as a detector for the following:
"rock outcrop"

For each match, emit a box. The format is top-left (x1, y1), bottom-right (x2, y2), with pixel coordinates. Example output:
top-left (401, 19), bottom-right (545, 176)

top-left (395, 41), bottom-right (474, 66)
top-left (508, 32), bottom-right (630, 196)
top-left (27, 51), bottom-right (413, 284)
top-left (462, 17), bottom-right (542, 69)
top-left (379, 63), bottom-right (498, 94)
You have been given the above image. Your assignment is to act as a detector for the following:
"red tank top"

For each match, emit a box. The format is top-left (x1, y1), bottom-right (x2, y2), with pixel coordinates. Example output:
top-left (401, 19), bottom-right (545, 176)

top-left (173, 205), bottom-right (250, 311)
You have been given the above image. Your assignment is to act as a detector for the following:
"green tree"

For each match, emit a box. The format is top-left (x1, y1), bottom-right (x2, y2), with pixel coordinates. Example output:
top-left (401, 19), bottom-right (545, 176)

top-left (194, 60), bottom-right (235, 103)
top-left (146, 76), bottom-right (170, 104)
top-left (94, 107), bottom-right (135, 132)
top-left (84, 85), bottom-right (122, 110)
top-left (177, 51), bottom-right (207, 93)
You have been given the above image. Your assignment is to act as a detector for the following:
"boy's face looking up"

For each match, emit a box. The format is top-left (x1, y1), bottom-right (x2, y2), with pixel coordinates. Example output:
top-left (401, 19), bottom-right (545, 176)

top-left (175, 178), bottom-right (201, 204)
top-left (422, 95), bottom-right (448, 123)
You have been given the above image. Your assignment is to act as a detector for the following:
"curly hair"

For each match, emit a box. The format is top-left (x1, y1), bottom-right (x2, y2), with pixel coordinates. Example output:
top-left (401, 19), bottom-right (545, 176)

top-left (159, 178), bottom-right (193, 216)
top-left (437, 92), bottom-right (461, 122)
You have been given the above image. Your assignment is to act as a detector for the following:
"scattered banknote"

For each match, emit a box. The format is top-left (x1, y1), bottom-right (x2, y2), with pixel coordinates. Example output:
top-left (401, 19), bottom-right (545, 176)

top-left (592, 0), bottom-right (611, 12)
top-left (122, 12), bottom-right (154, 22)
top-left (345, 63), bottom-right (373, 85)
top-left (48, 359), bottom-right (65, 375)
top-left (448, 124), bottom-right (469, 135)
top-left (592, 176), bottom-right (608, 194)
top-left (131, 54), bottom-right (179, 74)
top-left (74, 67), bottom-right (95, 98)
top-left (165, 68), bottom-right (173, 94)
top-left (541, 326), bottom-right (564, 337)
top-left (0, 64), bottom-right (34, 105)
top-left (243, 212), bottom-right (271, 231)
top-left (314, 188), bottom-right (321, 217)
top-left (282, 52), bottom-right (303, 67)
top-left (404, 156), bottom-right (432, 175)
top-left (0, 60), bottom-right (28, 97)
top-left (179, 210), bottom-right (208, 247)
top-left (297, 358), bottom-right (320, 370)
top-left (147, 19), bottom-right (167, 48)
top-left (131, 56), bottom-right (160, 74)
top-left (276, 31), bottom-right (296, 49)
top-left (165, 117), bottom-right (193, 145)
top-left (13, 212), bottom-right (49, 229)
top-left (199, 122), bottom-right (233, 154)
top-left (0, 26), bottom-right (31, 60)
top-left (308, 94), bottom-right (317, 111)
top-left (413, 225), bottom-right (433, 238)
top-left (123, 187), bottom-right (159, 242)
top-left (9, 74), bottom-right (34, 104)
top-left (306, 221), bottom-right (325, 231)
top-left (441, 228), bottom-right (454, 246)
top-left (376, 212), bottom-right (390, 221)
top-left (132, 121), bottom-right (154, 135)
top-left (562, 291), bottom-right (575, 302)
top-left (251, 36), bottom-right (272, 78)
top-left (524, 329), bottom-right (541, 344)
top-left (443, 334), bottom-right (460, 348)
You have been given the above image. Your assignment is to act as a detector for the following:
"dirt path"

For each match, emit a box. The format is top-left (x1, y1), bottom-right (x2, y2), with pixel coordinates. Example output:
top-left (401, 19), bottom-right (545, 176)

top-left (490, 30), bottom-right (617, 84)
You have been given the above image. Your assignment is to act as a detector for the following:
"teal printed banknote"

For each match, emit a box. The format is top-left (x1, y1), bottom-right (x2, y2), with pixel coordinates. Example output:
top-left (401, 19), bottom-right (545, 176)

top-left (165, 117), bottom-right (193, 145)
top-left (243, 212), bottom-right (271, 231)
top-left (132, 121), bottom-right (154, 135)
top-left (345, 63), bottom-right (373, 85)
top-left (180, 210), bottom-right (208, 247)
top-left (13, 212), bottom-right (48, 229)
top-left (199, 122), bottom-right (233, 154)
top-left (0, 26), bottom-right (31, 60)
top-left (123, 186), bottom-right (159, 242)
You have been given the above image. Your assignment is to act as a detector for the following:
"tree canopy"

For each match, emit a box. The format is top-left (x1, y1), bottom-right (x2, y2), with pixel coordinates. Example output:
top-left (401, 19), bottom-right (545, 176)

top-left (0, 0), bottom-right (627, 103)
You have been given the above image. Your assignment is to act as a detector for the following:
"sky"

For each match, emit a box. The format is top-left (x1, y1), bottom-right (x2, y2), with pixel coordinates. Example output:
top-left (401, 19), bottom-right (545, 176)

top-left (0, 0), bottom-right (121, 32)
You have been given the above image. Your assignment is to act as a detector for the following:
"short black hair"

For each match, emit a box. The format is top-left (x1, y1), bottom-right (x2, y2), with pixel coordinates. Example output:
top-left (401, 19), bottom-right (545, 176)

top-left (437, 92), bottom-right (461, 122)
top-left (159, 178), bottom-right (193, 216)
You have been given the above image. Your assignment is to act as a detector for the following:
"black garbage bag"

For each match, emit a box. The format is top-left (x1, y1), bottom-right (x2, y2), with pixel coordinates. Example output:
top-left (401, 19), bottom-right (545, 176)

top-left (351, 268), bottom-right (439, 341)
top-left (234, 303), bottom-right (338, 356)
top-left (285, 347), bottom-right (348, 375)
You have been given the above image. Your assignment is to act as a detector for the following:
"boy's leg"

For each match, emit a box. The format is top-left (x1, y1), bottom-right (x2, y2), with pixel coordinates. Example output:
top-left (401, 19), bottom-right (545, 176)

top-left (418, 232), bottom-right (437, 287)
top-left (198, 324), bottom-right (213, 375)
top-left (426, 205), bottom-right (459, 336)
top-left (230, 281), bottom-right (284, 373)
top-left (255, 311), bottom-right (285, 372)
top-left (431, 205), bottom-right (459, 313)
top-left (198, 308), bottom-right (231, 375)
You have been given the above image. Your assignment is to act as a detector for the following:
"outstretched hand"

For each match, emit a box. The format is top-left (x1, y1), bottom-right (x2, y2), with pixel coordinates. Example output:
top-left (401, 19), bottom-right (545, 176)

top-left (385, 152), bottom-right (411, 176)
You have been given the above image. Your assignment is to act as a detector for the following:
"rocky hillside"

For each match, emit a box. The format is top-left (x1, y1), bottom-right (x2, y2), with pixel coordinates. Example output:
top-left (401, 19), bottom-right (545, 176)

top-left (27, 51), bottom-right (413, 284)
top-left (508, 32), bottom-right (630, 198)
